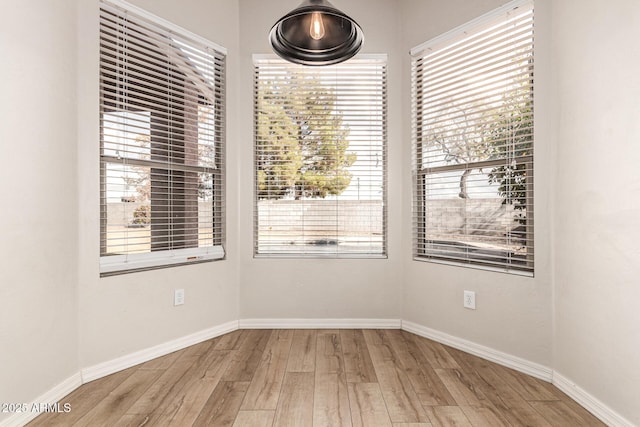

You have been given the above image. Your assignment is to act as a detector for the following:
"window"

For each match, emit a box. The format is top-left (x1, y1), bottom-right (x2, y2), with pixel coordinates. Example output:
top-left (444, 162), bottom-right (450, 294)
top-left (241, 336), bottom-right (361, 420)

top-left (412, 0), bottom-right (534, 274)
top-left (99, 0), bottom-right (226, 275)
top-left (254, 56), bottom-right (387, 257)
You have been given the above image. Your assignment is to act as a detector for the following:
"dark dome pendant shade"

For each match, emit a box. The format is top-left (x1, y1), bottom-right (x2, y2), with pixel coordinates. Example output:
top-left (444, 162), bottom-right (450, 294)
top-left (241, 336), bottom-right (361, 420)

top-left (269, 0), bottom-right (364, 66)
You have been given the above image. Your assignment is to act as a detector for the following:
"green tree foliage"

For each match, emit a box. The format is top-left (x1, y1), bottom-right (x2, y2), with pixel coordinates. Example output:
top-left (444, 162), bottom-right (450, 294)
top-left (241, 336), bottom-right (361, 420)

top-left (486, 86), bottom-right (533, 226)
top-left (131, 205), bottom-right (151, 225)
top-left (256, 74), bottom-right (356, 200)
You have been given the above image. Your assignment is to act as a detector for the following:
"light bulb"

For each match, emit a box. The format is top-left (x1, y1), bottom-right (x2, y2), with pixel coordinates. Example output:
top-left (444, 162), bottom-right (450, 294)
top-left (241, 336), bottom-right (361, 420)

top-left (309, 12), bottom-right (325, 40)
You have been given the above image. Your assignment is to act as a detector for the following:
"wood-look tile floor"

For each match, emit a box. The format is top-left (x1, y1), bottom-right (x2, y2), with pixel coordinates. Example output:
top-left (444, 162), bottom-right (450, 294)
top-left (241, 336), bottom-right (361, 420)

top-left (29, 329), bottom-right (605, 426)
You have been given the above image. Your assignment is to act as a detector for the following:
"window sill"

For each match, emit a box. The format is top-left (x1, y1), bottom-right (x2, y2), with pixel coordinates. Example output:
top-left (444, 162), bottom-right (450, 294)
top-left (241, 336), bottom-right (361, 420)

top-left (412, 255), bottom-right (533, 277)
top-left (254, 253), bottom-right (388, 260)
top-left (100, 246), bottom-right (225, 277)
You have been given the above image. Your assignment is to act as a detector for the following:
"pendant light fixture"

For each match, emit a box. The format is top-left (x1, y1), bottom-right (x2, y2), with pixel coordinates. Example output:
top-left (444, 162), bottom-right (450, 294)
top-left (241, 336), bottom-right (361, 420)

top-left (269, 0), bottom-right (364, 66)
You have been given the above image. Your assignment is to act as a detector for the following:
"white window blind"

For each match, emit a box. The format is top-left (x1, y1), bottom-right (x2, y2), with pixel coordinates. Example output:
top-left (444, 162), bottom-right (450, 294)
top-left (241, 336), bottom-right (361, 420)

top-left (254, 56), bottom-right (387, 257)
top-left (412, 0), bottom-right (534, 275)
top-left (99, 0), bottom-right (226, 275)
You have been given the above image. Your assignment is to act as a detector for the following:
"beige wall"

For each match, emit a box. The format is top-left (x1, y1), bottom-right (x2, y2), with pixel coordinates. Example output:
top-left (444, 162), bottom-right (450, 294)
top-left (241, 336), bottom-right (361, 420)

top-left (76, 0), bottom-right (241, 368)
top-left (551, 1), bottom-right (640, 424)
top-left (0, 1), bottom-right (79, 423)
top-left (236, 0), bottom-right (404, 320)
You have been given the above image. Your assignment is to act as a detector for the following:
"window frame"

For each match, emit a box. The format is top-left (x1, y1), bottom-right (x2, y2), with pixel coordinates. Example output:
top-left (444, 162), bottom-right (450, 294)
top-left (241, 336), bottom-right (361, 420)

top-left (252, 54), bottom-right (388, 259)
top-left (98, 0), bottom-right (226, 276)
top-left (412, 0), bottom-right (534, 276)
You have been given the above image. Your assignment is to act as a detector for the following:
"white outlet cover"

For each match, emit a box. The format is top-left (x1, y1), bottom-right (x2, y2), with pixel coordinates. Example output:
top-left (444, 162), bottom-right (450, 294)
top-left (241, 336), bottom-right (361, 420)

top-left (174, 289), bottom-right (185, 306)
top-left (464, 290), bottom-right (476, 310)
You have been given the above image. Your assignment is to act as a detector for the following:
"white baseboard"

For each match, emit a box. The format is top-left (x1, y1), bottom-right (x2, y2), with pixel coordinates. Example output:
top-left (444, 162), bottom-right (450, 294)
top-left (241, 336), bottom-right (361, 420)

top-left (239, 318), bottom-right (402, 329)
top-left (553, 372), bottom-right (635, 427)
top-left (81, 320), bottom-right (239, 383)
top-left (401, 320), bottom-right (553, 382)
top-left (0, 372), bottom-right (82, 427)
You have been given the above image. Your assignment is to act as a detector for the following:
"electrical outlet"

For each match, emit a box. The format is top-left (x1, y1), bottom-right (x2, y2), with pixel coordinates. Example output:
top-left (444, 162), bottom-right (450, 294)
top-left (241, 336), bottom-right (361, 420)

top-left (464, 290), bottom-right (476, 310)
top-left (174, 289), bottom-right (185, 306)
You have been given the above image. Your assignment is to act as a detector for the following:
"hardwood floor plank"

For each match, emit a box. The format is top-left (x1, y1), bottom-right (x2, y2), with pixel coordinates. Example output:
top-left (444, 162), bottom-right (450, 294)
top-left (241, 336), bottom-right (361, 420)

top-left (348, 383), bottom-right (393, 427)
top-left (384, 330), bottom-right (456, 407)
top-left (232, 410), bottom-right (275, 427)
top-left (484, 386), bottom-right (553, 426)
top-left (429, 352), bottom-right (511, 427)
top-left (108, 414), bottom-right (141, 426)
top-left (438, 348), bottom-right (477, 375)
top-left (126, 349), bottom-right (231, 417)
top-left (363, 330), bottom-right (428, 423)
top-left (73, 368), bottom-right (164, 427)
top-left (362, 329), bottom-right (395, 360)
top-left (192, 381), bottom-right (249, 427)
top-left (118, 352), bottom-right (214, 423)
top-left (530, 400), bottom-right (605, 427)
top-left (446, 351), bottom-right (553, 427)
top-left (137, 350), bottom-right (182, 370)
top-left (490, 364), bottom-right (557, 401)
top-left (273, 372), bottom-right (314, 427)
top-left (340, 329), bottom-right (378, 383)
top-left (460, 405), bottom-right (510, 427)
top-left (27, 366), bottom-right (138, 427)
top-left (222, 329), bottom-right (272, 382)
top-left (434, 369), bottom-right (487, 406)
top-left (314, 372), bottom-right (352, 426)
top-left (241, 330), bottom-right (293, 410)
top-left (424, 406), bottom-right (472, 427)
top-left (140, 346), bottom-right (235, 426)
top-left (411, 334), bottom-right (461, 370)
top-left (160, 354), bottom-right (233, 425)
top-left (537, 386), bottom-right (607, 426)
top-left (286, 330), bottom-right (317, 373)
top-left (392, 424), bottom-right (433, 427)
top-left (316, 331), bottom-right (345, 374)
top-left (215, 330), bottom-right (247, 351)
top-left (317, 329), bottom-right (341, 335)
top-left (182, 339), bottom-right (216, 356)
top-left (314, 331), bottom-right (352, 426)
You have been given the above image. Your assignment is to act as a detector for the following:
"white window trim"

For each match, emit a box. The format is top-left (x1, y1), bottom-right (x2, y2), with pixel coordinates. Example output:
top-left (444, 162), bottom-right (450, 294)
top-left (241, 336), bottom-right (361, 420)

top-left (253, 54), bottom-right (388, 258)
top-left (99, 0), bottom-right (226, 275)
top-left (411, 0), bottom-right (535, 276)
top-left (252, 53), bottom-right (387, 63)
top-left (409, 0), bottom-right (533, 57)
top-left (100, 246), bottom-right (225, 275)
top-left (105, 0), bottom-right (227, 55)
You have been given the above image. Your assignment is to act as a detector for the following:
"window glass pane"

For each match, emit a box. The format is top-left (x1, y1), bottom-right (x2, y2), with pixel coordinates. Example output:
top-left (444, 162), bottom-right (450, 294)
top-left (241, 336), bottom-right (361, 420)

top-left (102, 111), bottom-right (151, 160)
top-left (103, 165), bottom-right (215, 255)
top-left (104, 163), bottom-right (151, 254)
top-left (99, 0), bottom-right (225, 273)
top-left (255, 59), bottom-right (386, 257)
top-left (423, 168), bottom-right (529, 267)
top-left (412, 1), bottom-right (533, 274)
top-left (198, 105), bottom-right (216, 168)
